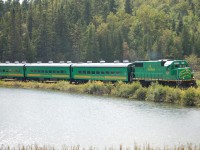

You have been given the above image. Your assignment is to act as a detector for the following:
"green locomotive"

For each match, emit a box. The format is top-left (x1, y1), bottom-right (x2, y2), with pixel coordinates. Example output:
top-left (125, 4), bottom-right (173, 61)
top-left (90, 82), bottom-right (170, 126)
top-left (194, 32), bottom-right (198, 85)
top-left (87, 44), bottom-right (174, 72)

top-left (133, 59), bottom-right (196, 87)
top-left (0, 59), bottom-right (197, 87)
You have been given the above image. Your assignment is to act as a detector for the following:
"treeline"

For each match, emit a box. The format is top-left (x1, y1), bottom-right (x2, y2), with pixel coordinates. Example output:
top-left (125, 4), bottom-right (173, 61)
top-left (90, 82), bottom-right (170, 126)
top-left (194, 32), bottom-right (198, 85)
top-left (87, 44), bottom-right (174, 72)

top-left (0, 0), bottom-right (200, 63)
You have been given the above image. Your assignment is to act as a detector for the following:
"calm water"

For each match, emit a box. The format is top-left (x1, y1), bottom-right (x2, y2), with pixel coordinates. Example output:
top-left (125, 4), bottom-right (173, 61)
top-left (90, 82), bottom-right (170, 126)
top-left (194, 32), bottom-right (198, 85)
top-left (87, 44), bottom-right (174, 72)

top-left (0, 87), bottom-right (200, 149)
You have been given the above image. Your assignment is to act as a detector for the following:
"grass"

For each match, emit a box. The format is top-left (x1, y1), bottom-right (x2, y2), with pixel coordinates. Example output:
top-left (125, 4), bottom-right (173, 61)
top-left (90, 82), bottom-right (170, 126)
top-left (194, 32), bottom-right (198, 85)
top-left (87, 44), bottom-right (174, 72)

top-left (0, 144), bottom-right (200, 150)
top-left (0, 80), bottom-right (200, 107)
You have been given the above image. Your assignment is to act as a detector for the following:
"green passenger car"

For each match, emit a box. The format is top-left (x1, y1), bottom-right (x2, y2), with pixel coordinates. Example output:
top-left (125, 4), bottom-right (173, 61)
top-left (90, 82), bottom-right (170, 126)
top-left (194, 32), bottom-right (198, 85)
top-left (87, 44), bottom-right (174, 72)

top-left (71, 62), bottom-right (134, 82)
top-left (25, 62), bottom-right (72, 81)
top-left (133, 60), bottom-right (196, 86)
top-left (0, 62), bottom-right (25, 80)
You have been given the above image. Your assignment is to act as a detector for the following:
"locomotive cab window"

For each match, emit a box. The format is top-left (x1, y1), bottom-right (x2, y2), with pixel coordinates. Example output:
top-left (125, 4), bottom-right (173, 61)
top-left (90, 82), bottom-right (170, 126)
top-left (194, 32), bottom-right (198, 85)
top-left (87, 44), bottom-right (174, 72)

top-left (175, 64), bottom-right (179, 68)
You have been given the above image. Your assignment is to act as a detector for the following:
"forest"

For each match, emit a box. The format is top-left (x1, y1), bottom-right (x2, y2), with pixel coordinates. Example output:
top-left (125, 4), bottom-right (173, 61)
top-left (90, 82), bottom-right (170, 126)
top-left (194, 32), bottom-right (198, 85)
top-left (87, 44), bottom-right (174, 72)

top-left (0, 0), bottom-right (200, 63)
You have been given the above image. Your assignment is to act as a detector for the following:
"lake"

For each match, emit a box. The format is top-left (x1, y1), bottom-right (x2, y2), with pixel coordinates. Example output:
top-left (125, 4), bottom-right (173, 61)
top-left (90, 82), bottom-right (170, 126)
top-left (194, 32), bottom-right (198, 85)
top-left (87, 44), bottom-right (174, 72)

top-left (0, 87), bottom-right (200, 149)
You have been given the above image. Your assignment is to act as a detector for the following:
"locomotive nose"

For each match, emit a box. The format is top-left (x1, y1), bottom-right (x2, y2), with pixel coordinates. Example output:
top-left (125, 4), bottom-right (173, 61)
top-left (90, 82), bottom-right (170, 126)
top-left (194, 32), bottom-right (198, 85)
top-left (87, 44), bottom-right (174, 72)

top-left (178, 68), bottom-right (193, 80)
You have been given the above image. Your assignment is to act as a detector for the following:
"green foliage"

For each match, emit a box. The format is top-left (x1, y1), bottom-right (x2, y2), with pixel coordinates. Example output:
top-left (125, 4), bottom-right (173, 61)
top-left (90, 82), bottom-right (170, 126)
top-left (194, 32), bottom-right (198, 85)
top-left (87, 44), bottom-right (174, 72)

top-left (181, 87), bottom-right (200, 106)
top-left (81, 81), bottom-right (112, 95)
top-left (1, 0), bottom-right (200, 62)
top-left (111, 81), bottom-right (141, 98)
top-left (145, 83), bottom-right (182, 103)
top-left (134, 87), bottom-right (147, 100)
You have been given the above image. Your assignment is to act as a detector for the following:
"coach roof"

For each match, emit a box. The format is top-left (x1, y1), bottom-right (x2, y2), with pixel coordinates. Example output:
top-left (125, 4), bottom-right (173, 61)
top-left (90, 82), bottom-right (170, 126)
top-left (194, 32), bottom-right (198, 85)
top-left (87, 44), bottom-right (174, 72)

top-left (71, 62), bottom-right (133, 67)
top-left (25, 63), bottom-right (72, 67)
top-left (0, 63), bottom-right (25, 67)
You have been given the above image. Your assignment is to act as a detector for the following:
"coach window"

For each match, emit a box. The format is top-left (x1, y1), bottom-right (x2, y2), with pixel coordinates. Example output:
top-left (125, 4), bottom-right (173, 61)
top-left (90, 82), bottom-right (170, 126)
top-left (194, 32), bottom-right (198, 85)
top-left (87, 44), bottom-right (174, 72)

top-left (101, 71), bottom-right (105, 74)
top-left (57, 71), bottom-right (60, 73)
top-left (111, 71), bottom-right (114, 74)
top-left (96, 71), bottom-right (100, 74)
top-left (116, 71), bottom-right (119, 75)
top-left (53, 70), bottom-right (56, 73)
top-left (49, 70), bottom-right (52, 73)
top-left (92, 71), bottom-right (95, 74)
top-left (87, 71), bottom-right (90, 74)
top-left (106, 71), bottom-right (109, 74)
top-left (78, 70), bottom-right (82, 74)
top-left (38, 70), bottom-right (40, 73)
top-left (61, 70), bottom-right (64, 74)
top-left (41, 70), bottom-right (44, 73)
top-left (83, 71), bottom-right (86, 74)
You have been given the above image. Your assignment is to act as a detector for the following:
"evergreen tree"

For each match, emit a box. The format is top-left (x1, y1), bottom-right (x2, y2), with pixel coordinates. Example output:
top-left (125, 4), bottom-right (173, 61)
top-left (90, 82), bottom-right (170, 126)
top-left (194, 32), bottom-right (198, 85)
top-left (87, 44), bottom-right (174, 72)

top-left (125, 0), bottom-right (132, 14)
top-left (84, 0), bottom-right (91, 25)
top-left (109, 0), bottom-right (117, 14)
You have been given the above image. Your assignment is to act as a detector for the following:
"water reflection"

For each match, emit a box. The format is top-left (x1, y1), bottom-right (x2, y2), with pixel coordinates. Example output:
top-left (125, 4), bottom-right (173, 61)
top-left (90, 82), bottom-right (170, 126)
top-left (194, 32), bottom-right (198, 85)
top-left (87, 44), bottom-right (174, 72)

top-left (0, 87), bottom-right (200, 148)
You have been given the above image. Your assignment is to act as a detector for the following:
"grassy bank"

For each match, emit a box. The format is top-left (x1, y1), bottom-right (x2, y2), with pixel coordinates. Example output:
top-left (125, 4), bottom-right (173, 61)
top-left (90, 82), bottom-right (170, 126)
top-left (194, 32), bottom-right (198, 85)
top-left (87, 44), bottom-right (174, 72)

top-left (0, 80), bottom-right (200, 107)
top-left (1, 144), bottom-right (200, 150)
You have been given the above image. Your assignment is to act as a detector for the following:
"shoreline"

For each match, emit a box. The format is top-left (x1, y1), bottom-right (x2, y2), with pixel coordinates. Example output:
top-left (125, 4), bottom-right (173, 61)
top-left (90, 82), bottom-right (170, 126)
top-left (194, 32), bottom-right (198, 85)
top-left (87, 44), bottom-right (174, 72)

top-left (0, 144), bottom-right (199, 150)
top-left (0, 80), bottom-right (200, 107)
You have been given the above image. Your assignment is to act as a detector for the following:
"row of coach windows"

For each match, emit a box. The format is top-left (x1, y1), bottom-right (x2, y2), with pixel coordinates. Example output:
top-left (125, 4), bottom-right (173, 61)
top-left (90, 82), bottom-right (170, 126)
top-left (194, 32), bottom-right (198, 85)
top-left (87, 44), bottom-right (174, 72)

top-left (78, 70), bottom-right (122, 75)
top-left (0, 69), bottom-right (20, 73)
top-left (30, 70), bottom-right (66, 74)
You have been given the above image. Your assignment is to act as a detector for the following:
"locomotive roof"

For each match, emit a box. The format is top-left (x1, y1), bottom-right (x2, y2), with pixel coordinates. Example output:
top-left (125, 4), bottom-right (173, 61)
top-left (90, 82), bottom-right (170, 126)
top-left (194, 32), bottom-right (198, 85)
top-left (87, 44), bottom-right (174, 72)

top-left (164, 61), bottom-right (173, 66)
top-left (0, 63), bottom-right (25, 67)
top-left (25, 63), bottom-right (72, 67)
top-left (164, 60), bottom-right (188, 67)
top-left (71, 62), bottom-right (133, 67)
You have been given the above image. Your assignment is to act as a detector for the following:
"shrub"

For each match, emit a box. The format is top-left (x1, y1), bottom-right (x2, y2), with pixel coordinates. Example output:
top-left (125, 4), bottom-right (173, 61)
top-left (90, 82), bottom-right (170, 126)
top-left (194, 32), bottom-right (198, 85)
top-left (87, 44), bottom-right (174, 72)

top-left (51, 81), bottom-right (70, 91)
top-left (165, 88), bottom-right (181, 104)
top-left (81, 81), bottom-right (111, 95)
top-left (134, 87), bottom-right (147, 100)
top-left (146, 83), bottom-right (169, 102)
top-left (181, 88), bottom-right (197, 106)
top-left (111, 81), bottom-right (142, 98)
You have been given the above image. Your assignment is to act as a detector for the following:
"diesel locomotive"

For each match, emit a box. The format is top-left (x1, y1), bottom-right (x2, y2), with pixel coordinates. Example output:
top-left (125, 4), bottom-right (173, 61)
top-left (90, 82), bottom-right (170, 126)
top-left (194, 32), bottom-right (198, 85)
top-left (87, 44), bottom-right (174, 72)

top-left (0, 59), bottom-right (197, 87)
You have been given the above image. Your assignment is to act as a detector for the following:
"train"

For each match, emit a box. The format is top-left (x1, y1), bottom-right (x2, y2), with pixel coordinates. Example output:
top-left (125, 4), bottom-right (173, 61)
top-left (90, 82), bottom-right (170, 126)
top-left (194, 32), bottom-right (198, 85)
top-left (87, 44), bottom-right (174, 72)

top-left (0, 59), bottom-right (197, 87)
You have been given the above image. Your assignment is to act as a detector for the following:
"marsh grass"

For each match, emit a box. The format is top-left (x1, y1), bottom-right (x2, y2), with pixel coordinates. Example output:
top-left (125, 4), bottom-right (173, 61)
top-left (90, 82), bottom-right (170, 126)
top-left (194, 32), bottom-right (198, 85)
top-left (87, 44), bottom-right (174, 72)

top-left (0, 80), bottom-right (200, 107)
top-left (0, 144), bottom-right (200, 150)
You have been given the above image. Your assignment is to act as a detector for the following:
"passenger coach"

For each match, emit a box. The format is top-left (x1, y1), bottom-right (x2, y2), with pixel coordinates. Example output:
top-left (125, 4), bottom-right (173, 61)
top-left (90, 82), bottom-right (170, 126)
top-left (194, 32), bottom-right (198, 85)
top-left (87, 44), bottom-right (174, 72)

top-left (71, 61), bottom-right (134, 82)
top-left (0, 61), bottom-right (25, 80)
top-left (25, 61), bottom-right (72, 81)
